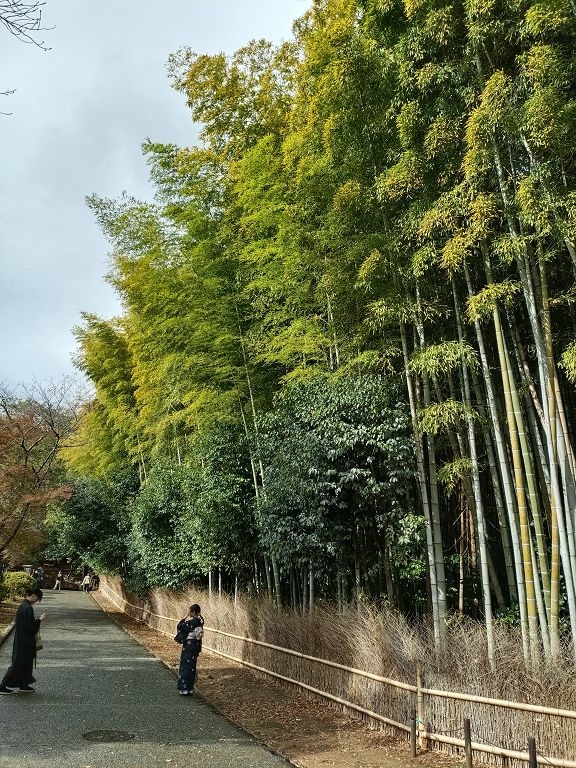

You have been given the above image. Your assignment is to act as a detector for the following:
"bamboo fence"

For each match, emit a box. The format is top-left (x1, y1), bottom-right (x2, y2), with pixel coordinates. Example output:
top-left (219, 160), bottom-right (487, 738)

top-left (98, 576), bottom-right (576, 767)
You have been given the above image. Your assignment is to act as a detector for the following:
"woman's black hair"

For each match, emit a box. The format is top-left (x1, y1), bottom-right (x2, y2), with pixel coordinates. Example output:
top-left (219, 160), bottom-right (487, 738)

top-left (189, 603), bottom-right (201, 615)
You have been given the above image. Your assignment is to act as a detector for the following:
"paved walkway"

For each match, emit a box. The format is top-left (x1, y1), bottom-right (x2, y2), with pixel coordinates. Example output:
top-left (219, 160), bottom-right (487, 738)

top-left (0, 590), bottom-right (289, 768)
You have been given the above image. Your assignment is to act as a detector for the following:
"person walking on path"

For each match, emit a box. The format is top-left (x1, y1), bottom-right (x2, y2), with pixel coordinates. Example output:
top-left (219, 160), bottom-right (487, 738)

top-left (54, 571), bottom-right (63, 590)
top-left (0, 587), bottom-right (47, 694)
top-left (81, 574), bottom-right (91, 592)
top-left (34, 566), bottom-right (45, 589)
top-left (175, 603), bottom-right (204, 696)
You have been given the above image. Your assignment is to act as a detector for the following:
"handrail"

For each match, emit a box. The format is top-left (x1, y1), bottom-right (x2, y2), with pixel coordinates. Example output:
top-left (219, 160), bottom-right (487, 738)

top-left (100, 581), bottom-right (576, 719)
top-left (100, 583), bottom-right (416, 691)
top-left (421, 686), bottom-right (576, 720)
top-left (98, 580), bottom-right (576, 768)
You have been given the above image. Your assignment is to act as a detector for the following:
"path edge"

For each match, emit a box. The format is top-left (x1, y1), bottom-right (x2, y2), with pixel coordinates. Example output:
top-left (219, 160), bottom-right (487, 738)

top-left (0, 623), bottom-right (14, 647)
top-left (90, 592), bottom-right (300, 768)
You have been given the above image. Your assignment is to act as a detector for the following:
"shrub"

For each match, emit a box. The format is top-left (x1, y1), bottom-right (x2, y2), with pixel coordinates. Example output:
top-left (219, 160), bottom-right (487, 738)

top-left (1, 571), bottom-right (36, 601)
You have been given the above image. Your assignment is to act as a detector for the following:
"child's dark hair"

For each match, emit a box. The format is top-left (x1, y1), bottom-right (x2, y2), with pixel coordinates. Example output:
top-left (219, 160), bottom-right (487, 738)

top-left (189, 603), bottom-right (201, 615)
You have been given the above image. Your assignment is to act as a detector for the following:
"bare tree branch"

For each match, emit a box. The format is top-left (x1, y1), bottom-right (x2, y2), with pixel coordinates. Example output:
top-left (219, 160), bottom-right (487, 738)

top-left (0, 88), bottom-right (15, 113)
top-left (0, 379), bottom-right (79, 563)
top-left (1, 1), bottom-right (53, 110)
top-left (0, 1), bottom-right (52, 49)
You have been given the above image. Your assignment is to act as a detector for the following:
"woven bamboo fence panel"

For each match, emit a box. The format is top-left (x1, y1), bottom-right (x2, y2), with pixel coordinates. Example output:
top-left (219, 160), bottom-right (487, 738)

top-left (98, 576), bottom-right (576, 767)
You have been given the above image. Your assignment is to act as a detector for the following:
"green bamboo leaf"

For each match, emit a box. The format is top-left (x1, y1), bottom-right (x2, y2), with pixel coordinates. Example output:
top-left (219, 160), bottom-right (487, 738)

top-left (560, 341), bottom-right (576, 383)
top-left (466, 280), bottom-right (522, 321)
top-left (437, 457), bottom-right (475, 492)
top-left (376, 150), bottom-right (423, 201)
top-left (419, 400), bottom-right (478, 435)
top-left (441, 232), bottom-right (474, 273)
top-left (524, 0), bottom-right (573, 35)
top-left (410, 340), bottom-right (479, 376)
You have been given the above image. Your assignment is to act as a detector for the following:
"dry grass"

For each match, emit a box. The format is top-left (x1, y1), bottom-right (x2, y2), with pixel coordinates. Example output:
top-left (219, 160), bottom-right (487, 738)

top-left (92, 589), bottom-right (463, 768)
top-left (101, 576), bottom-right (576, 766)
top-left (0, 599), bottom-right (17, 635)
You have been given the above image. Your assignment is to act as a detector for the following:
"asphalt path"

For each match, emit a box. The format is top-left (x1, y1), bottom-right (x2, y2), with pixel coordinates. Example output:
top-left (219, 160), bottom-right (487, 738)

top-left (0, 590), bottom-right (289, 768)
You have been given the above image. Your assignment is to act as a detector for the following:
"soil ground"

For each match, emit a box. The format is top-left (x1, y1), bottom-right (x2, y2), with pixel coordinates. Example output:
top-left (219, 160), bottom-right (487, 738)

top-left (0, 598), bottom-right (18, 636)
top-left (0, 592), bottom-right (468, 767)
top-left (79, 590), bottom-right (466, 768)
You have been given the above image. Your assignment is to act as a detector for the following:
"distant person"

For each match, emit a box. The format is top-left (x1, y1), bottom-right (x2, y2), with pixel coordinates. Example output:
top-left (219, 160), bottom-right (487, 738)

top-left (81, 574), bottom-right (91, 592)
top-left (0, 587), bottom-right (47, 694)
top-left (90, 573), bottom-right (99, 591)
top-left (35, 566), bottom-right (45, 589)
top-left (175, 604), bottom-right (204, 696)
top-left (54, 571), bottom-right (63, 590)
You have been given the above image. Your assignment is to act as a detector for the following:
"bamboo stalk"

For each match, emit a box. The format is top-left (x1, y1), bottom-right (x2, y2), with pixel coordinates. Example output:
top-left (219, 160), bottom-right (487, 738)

top-left (501, 338), bottom-right (540, 661)
top-left (401, 324), bottom-right (441, 644)
top-left (470, 363), bottom-right (517, 601)
top-left (453, 279), bottom-right (494, 664)
top-left (415, 285), bottom-right (447, 639)
top-left (464, 261), bottom-right (529, 656)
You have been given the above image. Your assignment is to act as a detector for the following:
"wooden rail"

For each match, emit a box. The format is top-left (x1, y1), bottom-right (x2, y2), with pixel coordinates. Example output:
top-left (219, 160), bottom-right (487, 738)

top-left (99, 580), bottom-right (576, 768)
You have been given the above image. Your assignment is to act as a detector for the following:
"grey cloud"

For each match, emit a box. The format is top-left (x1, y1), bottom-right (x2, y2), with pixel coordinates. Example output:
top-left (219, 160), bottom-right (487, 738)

top-left (0, 0), bottom-right (307, 388)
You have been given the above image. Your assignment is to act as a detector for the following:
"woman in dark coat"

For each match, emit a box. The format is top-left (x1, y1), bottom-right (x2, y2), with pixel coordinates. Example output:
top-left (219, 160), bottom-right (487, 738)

top-left (0, 587), bottom-right (47, 694)
top-left (176, 603), bottom-right (203, 696)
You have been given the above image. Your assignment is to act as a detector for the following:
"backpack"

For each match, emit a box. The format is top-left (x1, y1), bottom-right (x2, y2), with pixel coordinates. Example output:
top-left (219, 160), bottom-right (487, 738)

top-left (174, 621), bottom-right (188, 644)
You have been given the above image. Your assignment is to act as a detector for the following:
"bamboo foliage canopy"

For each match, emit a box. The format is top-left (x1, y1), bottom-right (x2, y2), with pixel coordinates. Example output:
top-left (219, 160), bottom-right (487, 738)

top-left (46, 0), bottom-right (576, 671)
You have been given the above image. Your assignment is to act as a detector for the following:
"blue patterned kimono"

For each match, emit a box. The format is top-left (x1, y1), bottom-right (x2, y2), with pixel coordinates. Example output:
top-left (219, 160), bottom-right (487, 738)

top-left (176, 617), bottom-right (203, 694)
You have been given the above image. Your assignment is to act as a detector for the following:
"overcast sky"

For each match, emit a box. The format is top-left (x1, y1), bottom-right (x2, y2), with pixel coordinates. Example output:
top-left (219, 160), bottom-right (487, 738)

top-left (0, 0), bottom-right (308, 391)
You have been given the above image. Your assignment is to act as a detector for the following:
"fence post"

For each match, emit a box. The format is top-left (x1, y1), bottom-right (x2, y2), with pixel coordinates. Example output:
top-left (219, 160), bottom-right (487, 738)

top-left (416, 665), bottom-right (425, 750)
top-left (528, 737), bottom-right (537, 768)
top-left (464, 718), bottom-right (472, 768)
top-left (410, 707), bottom-right (417, 758)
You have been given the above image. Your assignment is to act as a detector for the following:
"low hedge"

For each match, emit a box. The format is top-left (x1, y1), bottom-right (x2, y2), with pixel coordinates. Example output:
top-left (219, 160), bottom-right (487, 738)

top-left (0, 571), bottom-right (36, 601)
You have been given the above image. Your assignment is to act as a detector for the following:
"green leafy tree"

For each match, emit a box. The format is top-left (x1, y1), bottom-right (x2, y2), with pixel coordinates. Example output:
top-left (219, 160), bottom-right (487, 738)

top-left (44, 469), bottom-right (137, 574)
top-left (180, 424), bottom-right (257, 580)
top-left (258, 374), bottom-right (417, 607)
top-left (129, 464), bottom-right (198, 588)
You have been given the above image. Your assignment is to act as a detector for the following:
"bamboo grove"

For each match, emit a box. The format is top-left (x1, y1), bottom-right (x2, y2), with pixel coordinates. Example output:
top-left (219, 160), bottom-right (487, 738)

top-left (55, 0), bottom-right (576, 664)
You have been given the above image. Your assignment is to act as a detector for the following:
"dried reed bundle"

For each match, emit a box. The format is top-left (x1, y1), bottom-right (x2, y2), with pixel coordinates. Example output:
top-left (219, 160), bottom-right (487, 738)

top-left (100, 576), bottom-right (576, 767)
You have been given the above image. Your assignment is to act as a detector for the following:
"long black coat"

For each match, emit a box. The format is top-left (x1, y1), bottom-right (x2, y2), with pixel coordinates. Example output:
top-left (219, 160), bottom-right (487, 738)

top-left (12, 599), bottom-right (40, 665)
